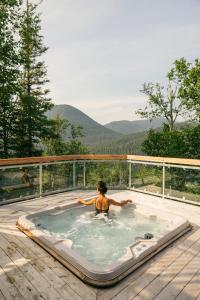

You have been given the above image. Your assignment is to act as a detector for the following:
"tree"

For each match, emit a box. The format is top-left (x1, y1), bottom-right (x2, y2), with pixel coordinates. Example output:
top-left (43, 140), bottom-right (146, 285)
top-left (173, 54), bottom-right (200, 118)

top-left (136, 58), bottom-right (190, 131)
top-left (142, 126), bottom-right (200, 159)
top-left (65, 123), bottom-right (88, 154)
top-left (0, 0), bottom-right (21, 157)
top-left (170, 58), bottom-right (200, 121)
top-left (15, 0), bottom-right (53, 156)
top-left (43, 115), bottom-right (89, 156)
top-left (14, 95), bottom-right (54, 157)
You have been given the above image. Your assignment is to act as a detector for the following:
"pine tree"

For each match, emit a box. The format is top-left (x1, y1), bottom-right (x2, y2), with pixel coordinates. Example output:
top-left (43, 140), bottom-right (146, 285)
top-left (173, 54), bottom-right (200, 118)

top-left (15, 0), bottom-right (53, 157)
top-left (0, 0), bottom-right (21, 157)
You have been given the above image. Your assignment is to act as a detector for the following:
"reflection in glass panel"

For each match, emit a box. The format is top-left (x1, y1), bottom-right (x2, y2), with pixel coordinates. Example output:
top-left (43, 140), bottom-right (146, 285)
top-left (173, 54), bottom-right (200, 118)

top-left (165, 167), bottom-right (200, 203)
top-left (0, 166), bottom-right (39, 202)
top-left (85, 161), bottom-right (128, 189)
top-left (42, 162), bottom-right (73, 193)
top-left (131, 163), bottom-right (162, 195)
top-left (76, 162), bottom-right (84, 188)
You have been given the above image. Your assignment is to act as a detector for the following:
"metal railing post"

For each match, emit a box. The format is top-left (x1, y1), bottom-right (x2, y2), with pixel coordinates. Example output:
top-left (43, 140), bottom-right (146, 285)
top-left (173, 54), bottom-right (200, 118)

top-left (129, 162), bottom-right (132, 188)
top-left (73, 162), bottom-right (76, 188)
top-left (39, 163), bottom-right (43, 196)
top-left (83, 162), bottom-right (86, 188)
top-left (162, 163), bottom-right (165, 199)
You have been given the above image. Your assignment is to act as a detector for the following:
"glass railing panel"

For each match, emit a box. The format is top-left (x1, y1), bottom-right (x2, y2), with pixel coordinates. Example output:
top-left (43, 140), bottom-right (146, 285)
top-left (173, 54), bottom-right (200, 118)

top-left (76, 162), bottom-right (85, 188)
top-left (42, 162), bottom-right (73, 194)
top-left (0, 166), bottom-right (39, 203)
top-left (119, 161), bottom-right (129, 188)
top-left (165, 166), bottom-right (200, 203)
top-left (85, 161), bottom-right (128, 189)
top-left (130, 163), bottom-right (163, 195)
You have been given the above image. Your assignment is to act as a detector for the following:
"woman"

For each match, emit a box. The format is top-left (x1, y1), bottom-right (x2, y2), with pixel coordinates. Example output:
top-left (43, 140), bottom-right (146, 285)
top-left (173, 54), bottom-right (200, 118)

top-left (78, 181), bottom-right (132, 216)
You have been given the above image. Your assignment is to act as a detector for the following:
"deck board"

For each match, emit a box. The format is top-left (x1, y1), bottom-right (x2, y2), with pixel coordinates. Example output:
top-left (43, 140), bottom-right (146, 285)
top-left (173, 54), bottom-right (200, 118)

top-left (131, 236), bottom-right (200, 300)
top-left (108, 228), bottom-right (200, 300)
top-left (0, 190), bottom-right (200, 300)
top-left (174, 268), bottom-right (200, 300)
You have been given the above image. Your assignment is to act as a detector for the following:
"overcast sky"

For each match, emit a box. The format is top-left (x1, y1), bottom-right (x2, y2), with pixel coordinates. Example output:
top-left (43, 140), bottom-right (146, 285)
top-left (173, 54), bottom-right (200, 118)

top-left (40, 0), bottom-right (200, 124)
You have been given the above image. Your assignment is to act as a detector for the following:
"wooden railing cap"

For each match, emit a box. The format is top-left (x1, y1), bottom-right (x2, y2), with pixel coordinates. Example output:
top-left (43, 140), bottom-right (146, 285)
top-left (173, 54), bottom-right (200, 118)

top-left (0, 154), bottom-right (200, 167)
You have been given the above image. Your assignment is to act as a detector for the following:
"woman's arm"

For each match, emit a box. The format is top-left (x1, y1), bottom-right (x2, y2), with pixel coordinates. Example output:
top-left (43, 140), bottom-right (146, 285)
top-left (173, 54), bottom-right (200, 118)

top-left (109, 199), bottom-right (132, 207)
top-left (78, 198), bottom-right (96, 206)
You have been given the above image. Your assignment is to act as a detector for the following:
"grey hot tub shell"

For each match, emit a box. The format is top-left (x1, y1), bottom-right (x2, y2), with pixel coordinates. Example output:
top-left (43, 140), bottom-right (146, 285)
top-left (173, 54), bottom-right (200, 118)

top-left (17, 201), bottom-right (191, 287)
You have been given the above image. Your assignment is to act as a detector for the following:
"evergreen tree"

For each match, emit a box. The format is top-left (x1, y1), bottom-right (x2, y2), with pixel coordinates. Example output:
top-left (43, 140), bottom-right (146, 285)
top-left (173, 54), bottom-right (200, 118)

top-left (15, 0), bottom-right (53, 157)
top-left (43, 115), bottom-right (89, 156)
top-left (0, 0), bottom-right (21, 157)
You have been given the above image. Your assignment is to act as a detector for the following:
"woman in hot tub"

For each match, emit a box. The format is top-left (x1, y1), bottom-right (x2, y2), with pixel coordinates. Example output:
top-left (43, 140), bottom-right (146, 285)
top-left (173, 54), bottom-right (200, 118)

top-left (78, 181), bottom-right (132, 216)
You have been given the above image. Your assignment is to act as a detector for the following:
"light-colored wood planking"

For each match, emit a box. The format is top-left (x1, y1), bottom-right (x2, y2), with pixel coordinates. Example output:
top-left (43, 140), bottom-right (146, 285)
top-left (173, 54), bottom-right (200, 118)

top-left (0, 154), bottom-right (127, 166)
top-left (0, 290), bottom-right (5, 300)
top-left (108, 228), bottom-right (200, 300)
top-left (0, 233), bottom-right (82, 300)
top-left (0, 190), bottom-right (200, 300)
top-left (0, 247), bottom-right (44, 300)
top-left (127, 155), bottom-right (200, 166)
top-left (174, 268), bottom-right (200, 300)
top-left (196, 290), bottom-right (200, 300)
top-left (130, 236), bottom-right (200, 300)
top-left (2, 230), bottom-right (97, 300)
top-left (153, 255), bottom-right (200, 300)
top-left (0, 265), bottom-right (24, 300)
top-left (1, 153), bottom-right (200, 167)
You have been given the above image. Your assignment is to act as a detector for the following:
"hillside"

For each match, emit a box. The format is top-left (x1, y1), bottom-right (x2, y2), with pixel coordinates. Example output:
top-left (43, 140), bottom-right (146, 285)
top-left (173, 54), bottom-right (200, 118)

top-left (92, 121), bottom-right (192, 155)
top-left (47, 105), bottom-right (191, 154)
top-left (91, 130), bottom-right (148, 155)
top-left (104, 118), bottom-right (165, 135)
top-left (47, 105), bottom-right (122, 147)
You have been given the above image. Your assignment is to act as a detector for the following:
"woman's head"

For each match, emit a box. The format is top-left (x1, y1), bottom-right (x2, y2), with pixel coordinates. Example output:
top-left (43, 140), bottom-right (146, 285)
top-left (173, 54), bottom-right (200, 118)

top-left (97, 181), bottom-right (107, 195)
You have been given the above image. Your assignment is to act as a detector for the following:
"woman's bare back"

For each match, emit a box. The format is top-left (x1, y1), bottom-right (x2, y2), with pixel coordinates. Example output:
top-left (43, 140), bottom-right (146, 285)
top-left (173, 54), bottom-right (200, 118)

top-left (95, 195), bottom-right (110, 212)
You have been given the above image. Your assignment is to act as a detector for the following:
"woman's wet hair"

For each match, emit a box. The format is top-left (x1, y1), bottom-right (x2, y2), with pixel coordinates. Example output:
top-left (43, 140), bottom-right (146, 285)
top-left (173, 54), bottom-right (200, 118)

top-left (97, 181), bottom-right (107, 195)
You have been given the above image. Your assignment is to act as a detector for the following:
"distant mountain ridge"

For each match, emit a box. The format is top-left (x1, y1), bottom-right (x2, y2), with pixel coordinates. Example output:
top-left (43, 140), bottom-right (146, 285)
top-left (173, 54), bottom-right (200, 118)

top-left (91, 130), bottom-right (148, 155)
top-left (104, 118), bottom-right (165, 135)
top-left (46, 105), bottom-right (122, 147)
top-left (92, 121), bottom-right (192, 155)
top-left (47, 105), bottom-right (186, 153)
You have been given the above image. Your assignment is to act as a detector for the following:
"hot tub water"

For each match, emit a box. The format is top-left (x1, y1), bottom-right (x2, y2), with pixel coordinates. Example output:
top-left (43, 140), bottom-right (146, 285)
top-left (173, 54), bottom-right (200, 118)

top-left (34, 205), bottom-right (168, 267)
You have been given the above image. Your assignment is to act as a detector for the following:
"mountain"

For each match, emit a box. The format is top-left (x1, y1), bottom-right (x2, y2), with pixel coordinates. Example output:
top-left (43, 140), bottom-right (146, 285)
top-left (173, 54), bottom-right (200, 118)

top-left (47, 105), bottom-right (122, 147)
top-left (104, 118), bottom-right (165, 135)
top-left (91, 131), bottom-right (148, 155)
top-left (92, 121), bottom-right (192, 155)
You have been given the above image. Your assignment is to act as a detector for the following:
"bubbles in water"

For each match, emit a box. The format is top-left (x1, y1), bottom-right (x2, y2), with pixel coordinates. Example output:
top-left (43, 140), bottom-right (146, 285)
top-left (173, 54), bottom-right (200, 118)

top-left (35, 205), bottom-right (168, 267)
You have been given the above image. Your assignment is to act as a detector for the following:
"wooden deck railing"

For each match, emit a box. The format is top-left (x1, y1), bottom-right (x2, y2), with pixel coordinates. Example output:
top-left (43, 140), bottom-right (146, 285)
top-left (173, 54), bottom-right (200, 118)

top-left (0, 154), bottom-right (200, 167)
top-left (0, 154), bottom-right (200, 206)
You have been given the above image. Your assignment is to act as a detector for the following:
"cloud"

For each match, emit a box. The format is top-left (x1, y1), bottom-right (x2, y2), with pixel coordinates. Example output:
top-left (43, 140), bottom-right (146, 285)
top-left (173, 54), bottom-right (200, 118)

top-left (39, 0), bottom-right (200, 123)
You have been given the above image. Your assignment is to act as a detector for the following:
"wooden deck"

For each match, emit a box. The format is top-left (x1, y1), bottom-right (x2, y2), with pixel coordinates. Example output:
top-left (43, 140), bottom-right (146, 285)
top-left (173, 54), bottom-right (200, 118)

top-left (0, 190), bottom-right (200, 300)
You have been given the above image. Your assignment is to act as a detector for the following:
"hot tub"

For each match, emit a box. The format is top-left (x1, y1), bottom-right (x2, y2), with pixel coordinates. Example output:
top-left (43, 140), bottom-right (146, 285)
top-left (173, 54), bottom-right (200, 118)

top-left (17, 198), bottom-right (191, 287)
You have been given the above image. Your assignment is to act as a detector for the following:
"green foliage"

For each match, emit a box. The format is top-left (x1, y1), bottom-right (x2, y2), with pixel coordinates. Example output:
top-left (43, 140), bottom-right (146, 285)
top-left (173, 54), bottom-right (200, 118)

top-left (91, 130), bottom-right (148, 154)
top-left (47, 104), bottom-right (121, 148)
top-left (43, 115), bottom-right (89, 156)
top-left (15, 0), bottom-right (53, 156)
top-left (0, 0), bottom-right (21, 157)
top-left (137, 57), bottom-right (200, 131)
top-left (105, 118), bottom-right (164, 135)
top-left (177, 59), bottom-right (200, 121)
top-left (142, 126), bottom-right (200, 159)
top-left (85, 162), bottom-right (128, 188)
top-left (19, 0), bottom-right (50, 100)
top-left (14, 95), bottom-right (54, 157)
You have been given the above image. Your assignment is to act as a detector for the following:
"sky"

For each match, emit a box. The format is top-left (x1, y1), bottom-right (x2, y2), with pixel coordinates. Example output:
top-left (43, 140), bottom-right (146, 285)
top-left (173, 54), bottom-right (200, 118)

top-left (40, 0), bottom-right (200, 124)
